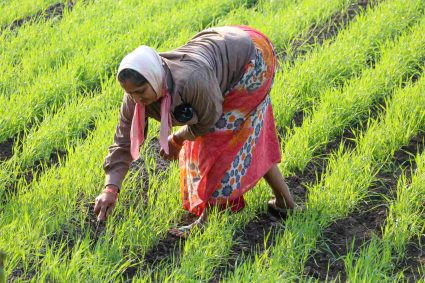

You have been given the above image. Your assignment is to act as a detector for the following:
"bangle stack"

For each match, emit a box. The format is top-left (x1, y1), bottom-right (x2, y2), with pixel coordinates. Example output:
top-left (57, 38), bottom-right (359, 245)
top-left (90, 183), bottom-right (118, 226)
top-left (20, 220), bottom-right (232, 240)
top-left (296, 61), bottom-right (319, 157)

top-left (103, 187), bottom-right (119, 199)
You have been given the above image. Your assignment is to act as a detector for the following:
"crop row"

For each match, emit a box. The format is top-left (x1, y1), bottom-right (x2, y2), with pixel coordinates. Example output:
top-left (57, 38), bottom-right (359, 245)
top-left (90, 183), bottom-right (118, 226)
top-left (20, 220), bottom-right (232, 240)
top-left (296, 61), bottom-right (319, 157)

top-left (0, 0), bottom-right (252, 278)
top-left (0, 0), bottom-right (353, 203)
top-left (344, 149), bottom-right (425, 281)
top-left (282, 15), bottom-right (425, 174)
top-left (0, 0), bottom-right (187, 142)
top-left (2, 0), bottom-right (424, 281)
top-left (271, 0), bottom-right (425, 128)
top-left (0, 0), bottom-right (180, 96)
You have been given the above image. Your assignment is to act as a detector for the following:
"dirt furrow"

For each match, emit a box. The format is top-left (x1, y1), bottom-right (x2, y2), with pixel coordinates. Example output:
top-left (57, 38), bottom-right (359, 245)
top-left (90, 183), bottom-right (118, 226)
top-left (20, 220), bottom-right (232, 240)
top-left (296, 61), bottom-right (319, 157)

top-left (2, 1), bottom-right (75, 33)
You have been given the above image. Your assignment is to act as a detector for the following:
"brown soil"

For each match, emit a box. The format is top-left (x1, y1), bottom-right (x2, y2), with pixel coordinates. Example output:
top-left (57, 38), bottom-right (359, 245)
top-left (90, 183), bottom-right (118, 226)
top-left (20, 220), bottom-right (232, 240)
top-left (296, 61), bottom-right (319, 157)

top-left (3, 1), bottom-right (75, 33)
top-left (0, 137), bottom-right (14, 161)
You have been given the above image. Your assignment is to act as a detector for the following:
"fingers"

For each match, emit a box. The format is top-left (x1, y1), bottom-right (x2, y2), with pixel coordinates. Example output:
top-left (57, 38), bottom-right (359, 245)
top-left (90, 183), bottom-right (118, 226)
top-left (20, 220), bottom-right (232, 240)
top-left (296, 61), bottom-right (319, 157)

top-left (97, 204), bottom-right (107, 222)
top-left (105, 203), bottom-right (115, 218)
top-left (94, 196), bottom-right (101, 215)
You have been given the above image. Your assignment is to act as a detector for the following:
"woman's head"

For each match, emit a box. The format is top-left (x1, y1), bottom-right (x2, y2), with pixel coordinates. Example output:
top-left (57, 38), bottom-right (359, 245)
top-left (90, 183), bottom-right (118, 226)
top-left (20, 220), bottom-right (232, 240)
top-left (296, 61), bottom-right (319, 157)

top-left (117, 69), bottom-right (157, 105)
top-left (117, 46), bottom-right (165, 105)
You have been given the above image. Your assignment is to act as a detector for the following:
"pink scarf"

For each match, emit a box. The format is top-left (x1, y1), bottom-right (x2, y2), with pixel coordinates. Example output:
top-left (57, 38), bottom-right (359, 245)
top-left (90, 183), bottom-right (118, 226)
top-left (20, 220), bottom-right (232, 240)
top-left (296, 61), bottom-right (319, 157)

top-left (118, 46), bottom-right (172, 160)
top-left (130, 92), bottom-right (171, 160)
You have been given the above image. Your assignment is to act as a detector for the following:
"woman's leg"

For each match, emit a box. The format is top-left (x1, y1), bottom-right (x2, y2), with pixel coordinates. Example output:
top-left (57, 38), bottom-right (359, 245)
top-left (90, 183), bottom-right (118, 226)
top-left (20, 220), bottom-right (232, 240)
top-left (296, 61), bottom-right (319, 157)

top-left (264, 164), bottom-right (296, 209)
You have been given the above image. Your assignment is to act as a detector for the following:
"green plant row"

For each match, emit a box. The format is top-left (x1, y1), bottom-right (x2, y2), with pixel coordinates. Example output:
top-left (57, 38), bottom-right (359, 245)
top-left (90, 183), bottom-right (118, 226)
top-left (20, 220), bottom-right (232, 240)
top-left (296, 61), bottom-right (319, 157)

top-left (218, 0), bottom-right (354, 52)
top-left (0, 0), bottom-right (351, 146)
top-left (0, 92), bottom-right (184, 281)
top-left (344, 149), bottom-right (425, 281)
top-left (223, 71), bottom-right (425, 281)
top-left (0, 0), bottom-right (179, 97)
top-left (0, 0), bottom-right (252, 196)
top-left (0, 0), bottom-right (186, 142)
top-left (0, 0), bottom-right (255, 279)
top-left (0, 0), bottom-right (66, 29)
top-left (0, 76), bottom-right (120, 201)
top-left (271, 0), bottom-right (425, 129)
top-left (282, 16), bottom-right (425, 174)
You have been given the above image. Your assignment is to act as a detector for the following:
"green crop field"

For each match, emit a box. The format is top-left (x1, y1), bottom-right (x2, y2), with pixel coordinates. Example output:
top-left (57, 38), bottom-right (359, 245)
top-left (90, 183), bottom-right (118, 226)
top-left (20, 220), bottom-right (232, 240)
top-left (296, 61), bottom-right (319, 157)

top-left (0, 0), bottom-right (424, 282)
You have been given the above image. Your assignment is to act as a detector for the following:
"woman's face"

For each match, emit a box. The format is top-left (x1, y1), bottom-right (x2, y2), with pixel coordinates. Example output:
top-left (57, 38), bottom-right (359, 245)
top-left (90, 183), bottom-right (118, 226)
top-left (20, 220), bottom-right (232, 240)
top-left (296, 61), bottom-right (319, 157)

top-left (120, 79), bottom-right (158, 105)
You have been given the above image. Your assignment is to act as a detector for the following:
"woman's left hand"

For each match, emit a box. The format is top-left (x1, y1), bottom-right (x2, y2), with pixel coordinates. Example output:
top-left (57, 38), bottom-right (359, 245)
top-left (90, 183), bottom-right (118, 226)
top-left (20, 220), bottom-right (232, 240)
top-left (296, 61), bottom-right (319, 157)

top-left (160, 134), bottom-right (183, 161)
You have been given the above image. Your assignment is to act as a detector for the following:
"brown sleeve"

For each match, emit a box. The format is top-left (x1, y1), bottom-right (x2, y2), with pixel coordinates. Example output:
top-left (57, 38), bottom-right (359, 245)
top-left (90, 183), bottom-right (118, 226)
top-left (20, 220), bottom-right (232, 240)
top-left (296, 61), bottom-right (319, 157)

top-left (176, 67), bottom-right (223, 140)
top-left (103, 92), bottom-right (148, 190)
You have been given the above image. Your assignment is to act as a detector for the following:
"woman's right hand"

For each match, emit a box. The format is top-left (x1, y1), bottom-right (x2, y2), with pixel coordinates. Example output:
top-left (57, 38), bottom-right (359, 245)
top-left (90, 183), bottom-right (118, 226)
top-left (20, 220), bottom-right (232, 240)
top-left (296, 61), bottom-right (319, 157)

top-left (94, 185), bottom-right (119, 222)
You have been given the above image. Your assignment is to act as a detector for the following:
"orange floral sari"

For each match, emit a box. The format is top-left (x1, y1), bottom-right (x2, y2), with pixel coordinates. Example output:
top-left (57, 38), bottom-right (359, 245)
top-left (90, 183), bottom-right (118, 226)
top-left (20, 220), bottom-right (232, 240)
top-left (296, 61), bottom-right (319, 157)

top-left (179, 26), bottom-right (281, 216)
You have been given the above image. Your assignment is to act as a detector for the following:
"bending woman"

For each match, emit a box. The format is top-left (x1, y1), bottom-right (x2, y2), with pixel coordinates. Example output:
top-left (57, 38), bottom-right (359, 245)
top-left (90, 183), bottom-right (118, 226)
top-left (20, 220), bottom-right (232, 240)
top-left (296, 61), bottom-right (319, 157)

top-left (94, 26), bottom-right (299, 236)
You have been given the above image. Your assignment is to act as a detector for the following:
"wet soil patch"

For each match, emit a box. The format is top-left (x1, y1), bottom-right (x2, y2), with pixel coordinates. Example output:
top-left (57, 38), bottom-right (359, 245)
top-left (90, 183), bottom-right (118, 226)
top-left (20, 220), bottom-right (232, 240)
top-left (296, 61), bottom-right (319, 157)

top-left (280, 0), bottom-right (376, 65)
top-left (303, 133), bottom-right (425, 281)
top-left (7, 259), bottom-right (39, 282)
top-left (0, 130), bottom-right (26, 162)
top-left (4, 1), bottom-right (75, 33)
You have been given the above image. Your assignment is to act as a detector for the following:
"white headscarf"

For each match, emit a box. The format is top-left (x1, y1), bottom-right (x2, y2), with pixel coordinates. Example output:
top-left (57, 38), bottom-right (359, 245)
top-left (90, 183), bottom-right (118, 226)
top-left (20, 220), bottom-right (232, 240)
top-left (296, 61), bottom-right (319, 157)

top-left (117, 46), bottom-right (172, 159)
top-left (117, 45), bottom-right (164, 97)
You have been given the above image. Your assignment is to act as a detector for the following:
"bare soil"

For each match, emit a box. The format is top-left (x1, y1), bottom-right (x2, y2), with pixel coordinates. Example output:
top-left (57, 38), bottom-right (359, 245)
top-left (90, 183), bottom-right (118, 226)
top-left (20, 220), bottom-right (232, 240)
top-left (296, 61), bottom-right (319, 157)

top-left (3, 1), bottom-right (75, 33)
top-left (280, 0), bottom-right (376, 65)
top-left (0, 137), bottom-right (14, 161)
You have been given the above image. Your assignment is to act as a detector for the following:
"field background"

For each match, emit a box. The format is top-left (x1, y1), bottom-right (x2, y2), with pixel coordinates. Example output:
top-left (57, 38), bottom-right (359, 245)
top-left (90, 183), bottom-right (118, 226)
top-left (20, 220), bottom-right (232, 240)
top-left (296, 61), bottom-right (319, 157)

top-left (0, 0), bottom-right (424, 282)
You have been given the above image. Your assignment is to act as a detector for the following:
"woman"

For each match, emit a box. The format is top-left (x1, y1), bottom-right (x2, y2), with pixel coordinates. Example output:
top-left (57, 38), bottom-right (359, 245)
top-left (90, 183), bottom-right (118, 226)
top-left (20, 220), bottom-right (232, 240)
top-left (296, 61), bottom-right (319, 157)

top-left (94, 26), bottom-right (300, 237)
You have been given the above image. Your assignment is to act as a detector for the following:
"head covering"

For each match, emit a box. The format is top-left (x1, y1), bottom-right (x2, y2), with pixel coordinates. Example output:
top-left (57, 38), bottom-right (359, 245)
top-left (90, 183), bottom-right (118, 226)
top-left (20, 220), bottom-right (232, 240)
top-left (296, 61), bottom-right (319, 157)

top-left (117, 46), bottom-right (172, 159)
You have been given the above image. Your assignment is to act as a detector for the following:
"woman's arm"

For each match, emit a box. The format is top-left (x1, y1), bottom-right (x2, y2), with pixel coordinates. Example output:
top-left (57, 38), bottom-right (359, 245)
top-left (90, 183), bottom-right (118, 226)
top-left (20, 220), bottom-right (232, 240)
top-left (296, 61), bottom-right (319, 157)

top-left (103, 92), bottom-right (142, 191)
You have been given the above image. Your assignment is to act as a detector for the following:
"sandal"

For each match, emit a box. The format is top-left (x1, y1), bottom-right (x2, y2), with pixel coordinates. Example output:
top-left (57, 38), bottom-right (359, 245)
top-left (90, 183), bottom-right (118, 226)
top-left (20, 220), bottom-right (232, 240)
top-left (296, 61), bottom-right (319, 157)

top-left (168, 225), bottom-right (192, 239)
top-left (267, 199), bottom-right (305, 217)
top-left (168, 220), bottom-right (204, 239)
